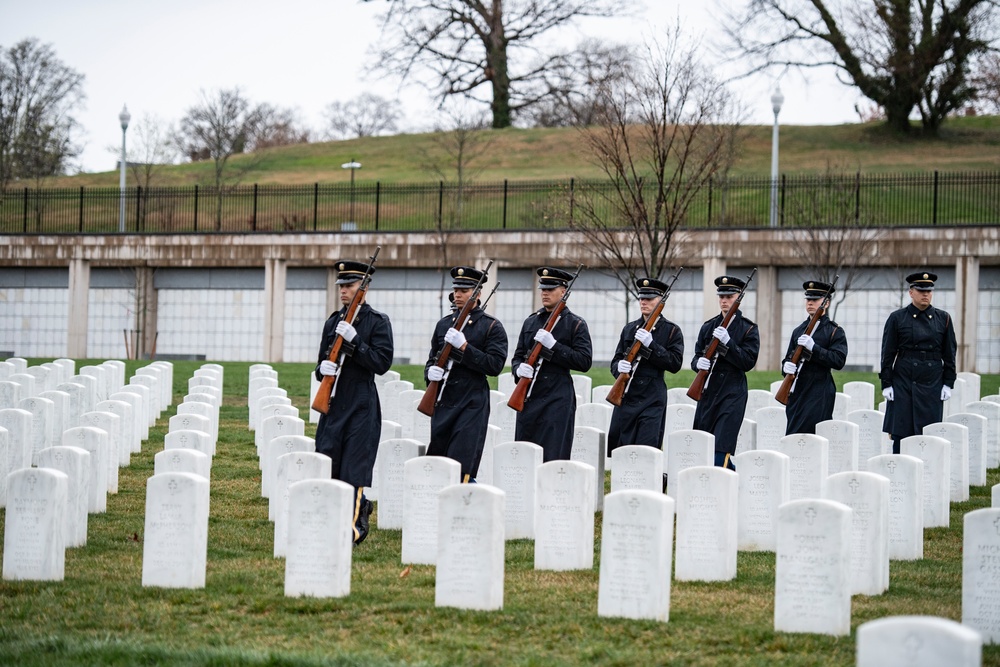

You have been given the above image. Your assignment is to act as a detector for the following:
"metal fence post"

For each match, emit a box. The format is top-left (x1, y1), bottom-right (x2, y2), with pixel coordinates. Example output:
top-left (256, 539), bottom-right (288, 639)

top-left (375, 181), bottom-right (380, 231)
top-left (135, 186), bottom-right (142, 232)
top-left (438, 181), bottom-right (444, 227)
top-left (933, 171), bottom-right (939, 225)
top-left (313, 182), bottom-right (319, 231)
top-left (855, 172), bottom-right (861, 223)
top-left (569, 178), bottom-right (575, 226)
top-left (193, 185), bottom-right (199, 232)
top-left (252, 183), bottom-right (258, 231)
top-left (779, 174), bottom-right (786, 226)
top-left (79, 186), bottom-right (84, 232)
top-left (22, 187), bottom-right (28, 232)
top-left (707, 178), bottom-right (713, 226)
top-left (502, 179), bottom-right (508, 229)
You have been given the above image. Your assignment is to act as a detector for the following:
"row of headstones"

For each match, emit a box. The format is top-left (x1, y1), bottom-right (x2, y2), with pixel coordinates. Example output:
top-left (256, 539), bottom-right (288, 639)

top-left (139, 363), bottom-right (225, 588)
top-left (2, 359), bottom-right (178, 581)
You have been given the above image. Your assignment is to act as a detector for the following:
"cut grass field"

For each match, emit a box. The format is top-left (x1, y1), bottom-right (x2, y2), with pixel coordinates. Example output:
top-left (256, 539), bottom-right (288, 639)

top-left (47, 116), bottom-right (1000, 189)
top-left (1, 361), bottom-right (999, 666)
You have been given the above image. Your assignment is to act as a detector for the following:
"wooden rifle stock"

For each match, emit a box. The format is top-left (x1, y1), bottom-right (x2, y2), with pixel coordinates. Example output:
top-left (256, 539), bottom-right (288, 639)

top-left (311, 247), bottom-right (380, 414)
top-left (607, 268), bottom-right (684, 407)
top-left (686, 268), bottom-right (757, 401)
top-left (774, 275), bottom-right (838, 406)
top-left (507, 265), bottom-right (583, 412)
top-left (417, 262), bottom-right (495, 417)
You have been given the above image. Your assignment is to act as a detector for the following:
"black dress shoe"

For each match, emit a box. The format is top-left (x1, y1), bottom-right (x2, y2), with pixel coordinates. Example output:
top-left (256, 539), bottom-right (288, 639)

top-left (354, 499), bottom-right (374, 545)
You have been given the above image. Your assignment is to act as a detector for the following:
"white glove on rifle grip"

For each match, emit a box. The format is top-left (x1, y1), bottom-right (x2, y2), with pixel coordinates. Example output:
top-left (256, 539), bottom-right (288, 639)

top-left (516, 363), bottom-right (534, 379)
top-left (696, 357), bottom-right (711, 371)
top-left (782, 361), bottom-right (797, 375)
top-left (634, 328), bottom-right (653, 347)
top-left (534, 329), bottom-right (556, 349)
top-left (617, 360), bottom-right (632, 374)
top-left (797, 334), bottom-right (815, 351)
top-left (444, 327), bottom-right (466, 349)
top-left (335, 320), bottom-right (357, 343)
top-left (427, 365), bottom-right (445, 382)
top-left (319, 360), bottom-right (338, 377)
top-left (713, 326), bottom-right (730, 345)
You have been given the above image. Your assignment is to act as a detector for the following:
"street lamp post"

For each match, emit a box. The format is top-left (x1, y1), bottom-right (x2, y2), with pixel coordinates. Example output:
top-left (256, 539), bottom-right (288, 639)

top-left (341, 159), bottom-right (362, 227)
top-left (769, 85), bottom-right (784, 228)
top-left (119, 104), bottom-right (131, 233)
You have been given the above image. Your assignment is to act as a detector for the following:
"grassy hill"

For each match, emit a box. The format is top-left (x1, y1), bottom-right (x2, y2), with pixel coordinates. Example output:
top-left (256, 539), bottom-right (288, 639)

top-left (51, 115), bottom-right (1000, 188)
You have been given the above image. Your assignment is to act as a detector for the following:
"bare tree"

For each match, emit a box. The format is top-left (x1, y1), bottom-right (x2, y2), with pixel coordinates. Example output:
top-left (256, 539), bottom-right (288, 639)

top-left (570, 32), bottom-right (746, 297)
top-left (323, 93), bottom-right (401, 139)
top-left (725, 0), bottom-right (999, 135)
top-left (253, 105), bottom-right (311, 149)
top-left (783, 162), bottom-right (887, 319)
top-left (972, 52), bottom-right (1000, 113)
top-left (105, 113), bottom-right (178, 230)
top-left (0, 38), bottom-right (85, 195)
top-left (523, 40), bottom-right (637, 128)
top-left (419, 109), bottom-right (496, 314)
top-left (174, 88), bottom-right (270, 229)
top-left (366, 0), bottom-right (635, 128)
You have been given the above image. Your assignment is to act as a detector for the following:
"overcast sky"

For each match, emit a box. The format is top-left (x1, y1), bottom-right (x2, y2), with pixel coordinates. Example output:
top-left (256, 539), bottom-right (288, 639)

top-left (3, 0), bottom-right (862, 174)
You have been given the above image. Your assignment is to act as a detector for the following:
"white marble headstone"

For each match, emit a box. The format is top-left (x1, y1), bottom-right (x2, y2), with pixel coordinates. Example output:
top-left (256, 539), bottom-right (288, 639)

top-left (946, 413), bottom-right (987, 487)
top-left (816, 419), bottom-right (859, 474)
top-left (848, 409), bottom-right (888, 463)
top-left (664, 403), bottom-right (695, 437)
top-left (734, 418), bottom-right (756, 457)
top-left (733, 450), bottom-right (790, 552)
top-left (598, 490), bottom-right (674, 622)
top-left (36, 445), bottom-right (90, 548)
top-left (867, 454), bottom-right (924, 561)
top-left (822, 471), bottom-right (890, 595)
top-left (273, 452), bottom-right (333, 558)
top-left (776, 433), bottom-right (829, 501)
top-left (664, 429), bottom-right (714, 498)
top-left (900, 435), bottom-right (951, 529)
top-left (18, 396), bottom-right (54, 466)
top-left (962, 508), bottom-right (1000, 643)
top-left (966, 401), bottom-right (1000, 468)
top-left (493, 441), bottom-right (543, 540)
top-left (401, 456), bottom-right (461, 565)
top-left (0, 407), bottom-right (33, 472)
top-left (534, 460), bottom-right (595, 571)
top-left (141, 472), bottom-right (210, 589)
top-left (62, 426), bottom-right (108, 513)
top-left (610, 445), bottom-right (663, 494)
top-left (78, 410), bottom-right (121, 494)
top-left (570, 425), bottom-right (606, 511)
top-left (755, 407), bottom-right (787, 450)
top-left (843, 381), bottom-right (875, 413)
top-left (2, 467), bottom-right (68, 581)
top-left (774, 499), bottom-right (852, 636)
top-left (923, 421), bottom-right (969, 502)
top-left (857, 615), bottom-right (982, 667)
top-left (675, 466), bottom-right (738, 582)
top-left (265, 435), bottom-right (316, 514)
top-left (284, 478), bottom-right (354, 598)
top-left (96, 399), bottom-right (133, 467)
top-left (375, 438), bottom-right (427, 530)
top-left (436, 484), bottom-right (505, 611)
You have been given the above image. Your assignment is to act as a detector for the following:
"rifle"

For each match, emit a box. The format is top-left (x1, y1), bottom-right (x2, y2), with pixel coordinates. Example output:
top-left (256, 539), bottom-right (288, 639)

top-left (686, 268), bottom-right (757, 401)
top-left (507, 265), bottom-right (583, 412)
top-left (774, 275), bottom-right (839, 406)
top-left (606, 268), bottom-right (684, 407)
top-left (417, 261), bottom-right (495, 417)
top-left (310, 246), bottom-right (380, 414)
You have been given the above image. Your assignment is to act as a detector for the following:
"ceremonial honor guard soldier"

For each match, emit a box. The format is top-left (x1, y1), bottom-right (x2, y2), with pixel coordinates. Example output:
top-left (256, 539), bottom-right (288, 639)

top-left (880, 271), bottom-right (957, 453)
top-left (424, 266), bottom-right (508, 482)
top-left (781, 280), bottom-right (849, 435)
top-left (511, 267), bottom-right (593, 462)
top-left (691, 275), bottom-right (760, 470)
top-left (314, 260), bottom-right (394, 545)
top-left (607, 277), bottom-right (684, 453)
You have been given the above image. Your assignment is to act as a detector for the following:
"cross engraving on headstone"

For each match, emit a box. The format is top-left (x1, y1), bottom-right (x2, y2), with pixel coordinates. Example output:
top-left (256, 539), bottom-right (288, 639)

top-left (511, 446), bottom-right (519, 460)
top-left (849, 478), bottom-right (860, 494)
top-left (628, 497), bottom-right (640, 515)
top-left (394, 443), bottom-right (402, 455)
top-left (804, 507), bottom-right (817, 525)
top-left (310, 485), bottom-right (321, 498)
top-left (903, 633), bottom-right (922, 660)
top-left (168, 479), bottom-right (178, 494)
top-left (699, 473), bottom-right (709, 488)
top-left (423, 462), bottom-right (433, 476)
top-left (629, 451), bottom-right (638, 464)
top-left (994, 517), bottom-right (1000, 536)
top-left (886, 460), bottom-right (897, 474)
top-left (684, 434), bottom-right (692, 444)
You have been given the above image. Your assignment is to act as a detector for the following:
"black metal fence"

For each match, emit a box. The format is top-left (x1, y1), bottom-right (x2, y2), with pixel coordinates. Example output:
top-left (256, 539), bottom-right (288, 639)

top-left (1, 171), bottom-right (997, 234)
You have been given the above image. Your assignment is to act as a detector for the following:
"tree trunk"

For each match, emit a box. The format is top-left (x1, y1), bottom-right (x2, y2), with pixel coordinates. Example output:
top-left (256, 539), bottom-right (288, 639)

top-left (487, 5), bottom-right (511, 129)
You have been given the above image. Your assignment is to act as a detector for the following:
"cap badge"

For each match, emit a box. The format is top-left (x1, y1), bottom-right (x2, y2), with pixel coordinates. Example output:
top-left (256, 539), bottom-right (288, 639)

top-left (542, 269), bottom-right (549, 276)
top-left (457, 268), bottom-right (464, 275)
top-left (643, 280), bottom-right (649, 286)
top-left (338, 263), bottom-right (345, 271)
top-left (722, 278), bottom-right (728, 284)
top-left (923, 273), bottom-right (929, 279)
top-left (809, 282), bottom-right (814, 288)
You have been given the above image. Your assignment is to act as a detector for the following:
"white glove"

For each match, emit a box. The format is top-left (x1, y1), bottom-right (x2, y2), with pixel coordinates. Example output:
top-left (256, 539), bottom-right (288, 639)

top-left (444, 327), bottom-right (466, 348)
top-left (427, 365), bottom-right (445, 382)
top-left (941, 385), bottom-right (952, 401)
top-left (516, 363), bottom-right (534, 379)
top-left (634, 328), bottom-right (653, 347)
top-left (534, 329), bottom-right (556, 349)
top-left (713, 326), bottom-right (730, 345)
top-left (882, 387), bottom-right (894, 402)
top-left (696, 357), bottom-right (711, 371)
top-left (782, 361), bottom-right (797, 375)
top-left (319, 360), bottom-right (338, 377)
top-left (335, 321), bottom-right (357, 343)
top-left (797, 334), bottom-right (815, 351)
top-left (617, 360), bottom-right (632, 374)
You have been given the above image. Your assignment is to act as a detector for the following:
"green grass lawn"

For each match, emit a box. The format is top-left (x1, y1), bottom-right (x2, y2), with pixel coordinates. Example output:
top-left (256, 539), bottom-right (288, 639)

top-left (1, 361), bottom-right (998, 666)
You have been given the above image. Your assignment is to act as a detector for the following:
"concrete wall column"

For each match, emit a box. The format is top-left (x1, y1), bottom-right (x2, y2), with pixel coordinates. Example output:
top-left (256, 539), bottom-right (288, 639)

top-left (135, 267), bottom-right (158, 360)
top-left (67, 258), bottom-right (90, 358)
top-left (955, 255), bottom-right (980, 372)
top-left (701, 258), bottom-right (727, 322)
top-left (326, 268), bottom-right (339, 319)
top-left (755, 266), bottom-right (782, 371)
top-left (263, 259), bottom-right (287, 362)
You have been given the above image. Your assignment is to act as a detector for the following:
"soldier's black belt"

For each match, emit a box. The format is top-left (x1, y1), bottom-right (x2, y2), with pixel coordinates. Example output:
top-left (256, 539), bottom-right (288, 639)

top-left (898, 350), bottom-right (939, 360)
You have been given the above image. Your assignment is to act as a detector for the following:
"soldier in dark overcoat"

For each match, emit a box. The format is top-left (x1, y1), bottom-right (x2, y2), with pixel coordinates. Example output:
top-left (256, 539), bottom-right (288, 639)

top-left (880, 271), bottom-right (957, 453)
top-left (424, 266), bottom-right (508, 481)
top-left (314, 260), bottom-right (394, 545)
top-left (511, 267), bottom-right (593, 462)
top-left (781, 280), bottom-right (849, 435)
top-left (607, 277), bottom-right (685, 454)
top-left (691, 275), bottom-right (760, 470)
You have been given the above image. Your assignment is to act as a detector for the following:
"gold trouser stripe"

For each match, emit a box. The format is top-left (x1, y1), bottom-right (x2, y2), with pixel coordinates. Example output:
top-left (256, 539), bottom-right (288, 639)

top-left (352, 487), bottom-right (364, 541)
top-left (723, 453), bottom-right (732, 469)
top-left (462, 473), bottom-right (470, 484)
